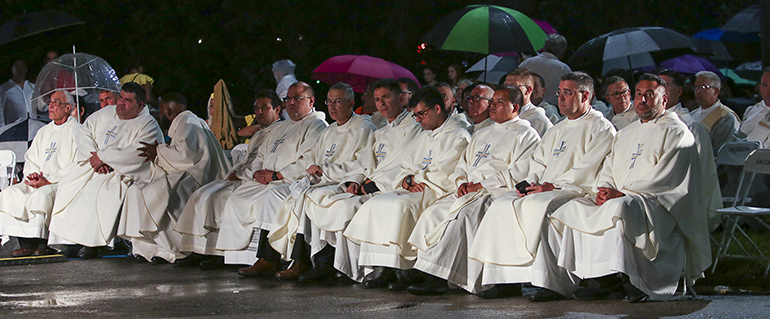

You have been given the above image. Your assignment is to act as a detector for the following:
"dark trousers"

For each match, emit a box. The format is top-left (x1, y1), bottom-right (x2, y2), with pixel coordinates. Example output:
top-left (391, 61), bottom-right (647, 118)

top-left (256, 230), bottom-right (335, 266)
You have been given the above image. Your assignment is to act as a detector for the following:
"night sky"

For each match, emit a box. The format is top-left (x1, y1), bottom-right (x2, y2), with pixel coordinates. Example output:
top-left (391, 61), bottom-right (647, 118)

top-left (0, 0), bottom-right (759, 117)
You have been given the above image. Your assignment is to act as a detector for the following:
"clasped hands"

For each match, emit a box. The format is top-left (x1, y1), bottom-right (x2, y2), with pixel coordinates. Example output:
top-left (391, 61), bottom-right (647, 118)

top-left (23, 172), bottom-right (51, 188)
top-left (253, 169), bottom-right (281, 184)
top-left (595, 187), bottom-right (624, 206)
top-left (400, 175), bottom-right (427, 193)
top-left (89, 151), bottom-right (113, 174)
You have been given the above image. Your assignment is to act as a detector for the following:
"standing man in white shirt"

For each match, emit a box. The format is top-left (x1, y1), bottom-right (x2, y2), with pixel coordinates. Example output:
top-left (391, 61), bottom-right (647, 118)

top-left (0, 60), bottom-right (37, 126)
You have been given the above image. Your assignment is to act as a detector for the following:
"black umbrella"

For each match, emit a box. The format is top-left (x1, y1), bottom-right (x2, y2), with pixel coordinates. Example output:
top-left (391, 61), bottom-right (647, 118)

top-left (568, 27), bottom-right (696, 73)
top-left (723, 5), bottom-right (760, 33)
top-left (0, 10), bottom-right (85, 56)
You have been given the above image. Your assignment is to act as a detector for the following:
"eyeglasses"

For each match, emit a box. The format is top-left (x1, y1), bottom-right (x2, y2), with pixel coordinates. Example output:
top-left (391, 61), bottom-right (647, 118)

top-left (411, 107), bottom-right (433, 120)
top-left (49, 99), bottom-right (70, 107)
top-left (609, 89), bottom-right (630, 99)
top-left (694, 85), bottom-right (715, 92)
top-left (555, 88), bottom-right (586, 97)
top-left (516, 84), bottom-right (530, 90)
top-left (282, 96), bottom-right (311, 103)
top-left (324, 98), bottom-right (348, 105)
top-left (635, 91), bottom-right (657, 100)
top-left (400, 90), bottom-right (413, 95)
top-left (469, 95), bottom-right (492, 103)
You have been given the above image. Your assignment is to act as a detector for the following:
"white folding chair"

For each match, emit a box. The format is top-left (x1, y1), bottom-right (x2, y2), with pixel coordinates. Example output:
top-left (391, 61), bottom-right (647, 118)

top-left (715, 140), bottom-right (761, 205)
top-left (0, 150), bottom-right (16, 191)
top-left (711, 149), bottom-right (770, 275)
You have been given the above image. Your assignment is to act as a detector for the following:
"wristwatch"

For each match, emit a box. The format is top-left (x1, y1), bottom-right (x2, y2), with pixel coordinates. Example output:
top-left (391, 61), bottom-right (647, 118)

top-left (272, 172), bottom-right (279, 181)
top-left (405, 175), bottom-right (413, 186)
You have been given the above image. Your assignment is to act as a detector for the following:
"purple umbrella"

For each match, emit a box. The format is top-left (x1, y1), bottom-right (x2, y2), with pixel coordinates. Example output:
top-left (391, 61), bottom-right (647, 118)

top-left (533, 19), bottom-right (557, 35)
top-left (658, 54), bottom-right (723, 77)
top-left (312, 55), bottom-right (419, 93)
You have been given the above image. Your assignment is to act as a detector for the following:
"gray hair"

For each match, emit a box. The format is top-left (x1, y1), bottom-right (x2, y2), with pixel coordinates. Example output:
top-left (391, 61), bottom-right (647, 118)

top-left (695, 71), bottom-right (721, 90)
top-left (58, 90), bottom-right (75, 105)
top-left (543, 34), bottom-right (568, 59)
top-left (272, 59), bottom-right (296, 76)
top-left (330, 82), bottom-right (355, 101)
top-left (560, 71), bottom-right (594, 96)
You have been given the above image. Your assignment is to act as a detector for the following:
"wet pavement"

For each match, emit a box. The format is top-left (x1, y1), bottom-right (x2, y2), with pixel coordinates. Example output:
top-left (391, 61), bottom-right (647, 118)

top-left (1, 257), bottom-right (768, 318)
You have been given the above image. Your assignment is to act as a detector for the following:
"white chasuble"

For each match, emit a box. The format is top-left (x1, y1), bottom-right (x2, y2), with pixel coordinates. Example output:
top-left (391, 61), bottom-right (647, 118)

top-left (550, 111), bottom-right (709, 300)
top-left (49, 106), bottom-right (163, 247)
top-left (119, 111), bottom-right (230, 262)
top-left (0, 116), bottom-right (79, 238)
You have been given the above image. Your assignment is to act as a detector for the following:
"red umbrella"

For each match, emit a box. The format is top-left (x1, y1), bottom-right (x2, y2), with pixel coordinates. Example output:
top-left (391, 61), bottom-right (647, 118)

top-left (311, 55), bottom-right (419, 93)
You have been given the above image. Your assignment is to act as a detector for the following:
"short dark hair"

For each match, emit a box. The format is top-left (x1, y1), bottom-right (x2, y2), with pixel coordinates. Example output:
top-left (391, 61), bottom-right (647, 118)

top-left (637, 73), bottom-right (668, 88)
top-left (396, 77), bottom-right (419, 93)
top-left (434, 81), bottom-right (453, 93)
top-left (560, 72), bottom-right (594, 97)
top-left (121, 82), bottom-right (146, 105)
top-left (160, 92), bottom-right (187, 107)
top-left (462, 83), bottom-right (478, 98)
top-left (655, 69), bottom-right (684, 88)
top-left (603, 76), bottom-right (628, 93)
top-left (495, 85), bottom-right (524, 107)
top-left (255, 89), bottom-right (281, 111)
top-left (409, 86), bottom-right (446, 114)
top-left (372, 78), bottom-right (401, 96)
top-left (533, 73), bottom-right (546, 89)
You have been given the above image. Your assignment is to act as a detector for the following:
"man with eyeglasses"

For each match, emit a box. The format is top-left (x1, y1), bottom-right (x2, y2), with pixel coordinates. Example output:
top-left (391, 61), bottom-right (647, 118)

top-left (342, 86), bottom-right (470, 289)
top-left (550, 73), bottom-right (709, 303)
top-left (118, 93), bottom-right (230, 264)
top-left (435, 82), bottom-right (472, 133)
top-left (397, 77), bottom-right (419, 110)
top-left (49, 83), bottom-right (164, 259)
top-left (236, 82), bottom-right (377, 280)
top-left (469, 71), bottom-right (616, 300)
top-left (740, 67), bottom-right (770, 138)
top-left (0, 90), bottom-right (80, 257)
top-left (465, 85), bottom-right (495, 133)
top-left (690, 71), bottom-right (740, 156)
top-left (503, 68), bottom-right (554, 136)
top-left (177, 82), bottom-right (326, 269)
top-left (602, 76), bottom-right (638, 130)
top-left (278, 78), bottom-right (423, 282)
top-left (405, 85), bottom-right (541, 295)
top-left (175, 90), bottom-right (285, 268)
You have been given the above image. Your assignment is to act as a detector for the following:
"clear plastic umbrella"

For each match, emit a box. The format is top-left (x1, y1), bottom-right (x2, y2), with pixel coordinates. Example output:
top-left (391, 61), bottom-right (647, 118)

top-left (31, 50), bottom-right (120, 122)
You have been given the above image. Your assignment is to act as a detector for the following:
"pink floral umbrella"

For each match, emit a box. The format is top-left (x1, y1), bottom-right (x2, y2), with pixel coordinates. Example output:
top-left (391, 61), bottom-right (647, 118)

top-left (312, 55), bottom-right (420, 93)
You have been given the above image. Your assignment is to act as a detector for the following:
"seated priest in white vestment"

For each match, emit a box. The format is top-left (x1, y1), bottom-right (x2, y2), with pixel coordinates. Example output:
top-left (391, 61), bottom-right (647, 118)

top-left (0, 90), bottom-right (79, 257)
top-left (464, 84), bottom-right (495, 134)
top-left (48, 82), bottom-right (164, 259)
top-left (503, 68), bottom-right (555, 136)
top-left (176, 82), bottom-right (327, 269)
top-left (239, 79), bottom-right (422, 281)
top-left (231, 83), bottom-right (376, 280)
top-left (435, 82), bottom-right (474, 133)
top-left (341, 86), bottom-right (471, 288)
top-left (739, 69), bottom-right (770, 137)
top-left (172, 90), bottom-right (284, 268)
top-left (117, 93), bottom-right (230, 263)
top-left (689, 71), bottom-right (741, 156)
top-left (532, 72), bottom-right (563, 124)
top-left (404, 86), bottom-right (541, 295)
top-left (548, 73), bottom-right (711, 302)
top-left (602, 76), bottom-right (638, 130)
top-left (468, 72), bottom-right (616, 300)
top-left (657, 70), bottom-right (722, 230)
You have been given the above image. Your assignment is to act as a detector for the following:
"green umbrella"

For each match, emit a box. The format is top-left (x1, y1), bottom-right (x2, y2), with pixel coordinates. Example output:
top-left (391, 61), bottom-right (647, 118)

top-left (720, 68), bottom-right (757, 86)
top-left (423, 5), bottom-right (547, 55)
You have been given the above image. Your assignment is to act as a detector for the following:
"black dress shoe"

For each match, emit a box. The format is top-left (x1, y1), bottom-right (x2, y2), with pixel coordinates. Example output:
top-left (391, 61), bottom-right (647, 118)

top-left (396, 269), bottom-right (424, 286)
top-left (477, 284), bottom-right (523, 299)
top-left (199, 256), bottom-right (225, 270)
top-left (298, 263), bottom-right (335, 283)
top-left (573, 283), bottom-right (626, 300)
top-left (60, 245), bottom-right (82, 258)
top-left (363, 267), bottom-right (396, 288)
top-left (529, 288), bottom-right (567, 302)
top-left (387, 281), bottom-right (411, 291)
top-left (174, 253), bottom-right (206, 266)
top-left (406, 274), bottom-right (449, 296)
top-left (78, 246), bottom-right (102, 259)
top-left (150, 257), bottom-right (170, 264)
top-left (622, 280), bottom-right (648, 303)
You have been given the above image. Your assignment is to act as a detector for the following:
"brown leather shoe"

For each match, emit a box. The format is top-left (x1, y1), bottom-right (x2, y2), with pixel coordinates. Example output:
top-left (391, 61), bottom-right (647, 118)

top-left (32, 248), bottom-right (58, 256)
top-left (275, 262), bottom-right (311, 280)
top-left (237, 259), bottom-right (279, 276)
top-left (12, 248), bottom-right (35, 257)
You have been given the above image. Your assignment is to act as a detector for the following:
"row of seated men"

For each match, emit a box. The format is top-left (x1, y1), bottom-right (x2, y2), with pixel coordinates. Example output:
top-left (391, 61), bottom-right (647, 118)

top-left (0, 66), bottom-right (745, 303)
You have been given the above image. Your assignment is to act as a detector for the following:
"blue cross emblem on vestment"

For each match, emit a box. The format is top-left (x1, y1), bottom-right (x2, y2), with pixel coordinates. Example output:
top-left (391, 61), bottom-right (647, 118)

top-left (104, 126), bottom-right (118, 145)
top-left (552, 141), bottom-right (566, 157)
top-left (270, 137), bottom-right (285, 153)
top-left (421, 150), bottom-right (433, 170)
top-left (45, 142), bottom-right (57, 161)
top-left (473, 144), bottom-right (491, 167)
top-left (325, 144), bottom-right (337, 158)
top-left (375, 143), bottom-right (387, 164)
top-left (630, 143), bottom-right (644, 169)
